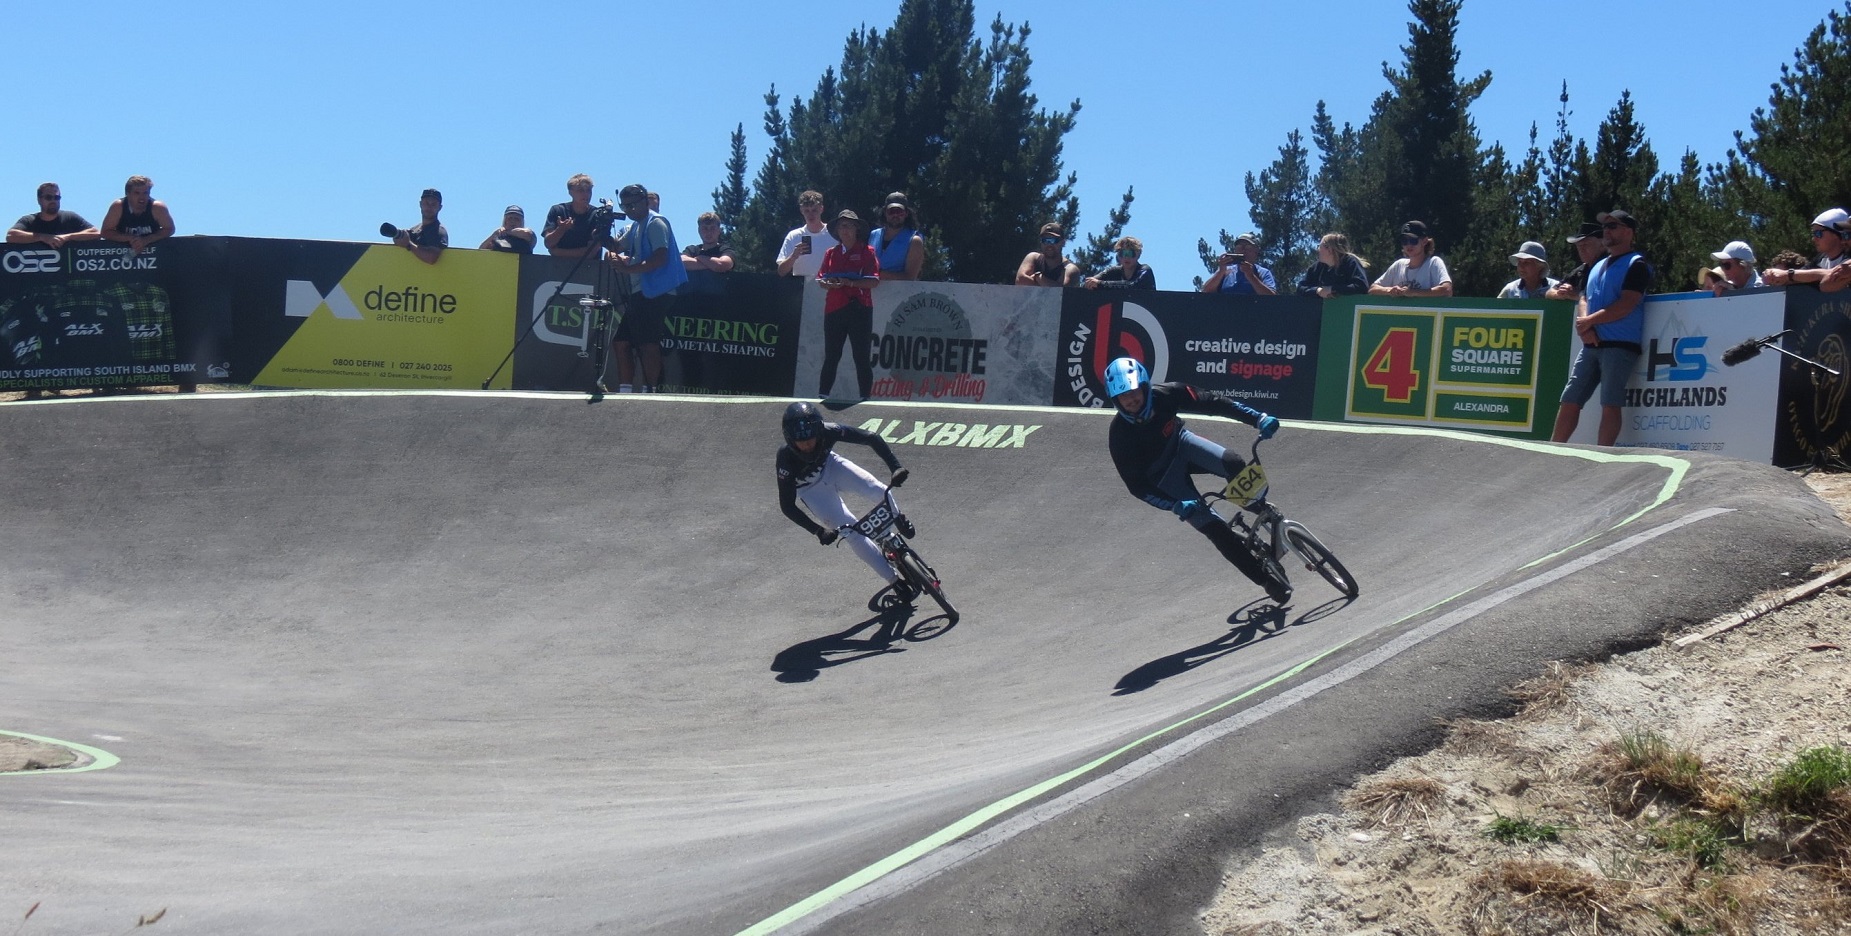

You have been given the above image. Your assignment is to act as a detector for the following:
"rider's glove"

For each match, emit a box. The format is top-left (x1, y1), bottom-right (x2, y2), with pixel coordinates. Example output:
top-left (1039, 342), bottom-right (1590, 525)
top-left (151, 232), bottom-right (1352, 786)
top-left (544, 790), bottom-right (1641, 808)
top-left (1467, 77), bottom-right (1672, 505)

top-left (1171, 499), bottom-right (1205, 522)
top-left (889, 467), bottom-right (909, 488)
top-left (817, 529), bottom-right (839, 546)
top-left (1256, 414), bottom-right (1280, 440)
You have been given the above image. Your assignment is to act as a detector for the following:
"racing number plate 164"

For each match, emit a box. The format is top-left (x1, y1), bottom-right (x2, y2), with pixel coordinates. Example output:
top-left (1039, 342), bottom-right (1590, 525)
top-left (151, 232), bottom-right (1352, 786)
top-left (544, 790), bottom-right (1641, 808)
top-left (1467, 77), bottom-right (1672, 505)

top-left (1223, 463), bottom-right (1269, 507)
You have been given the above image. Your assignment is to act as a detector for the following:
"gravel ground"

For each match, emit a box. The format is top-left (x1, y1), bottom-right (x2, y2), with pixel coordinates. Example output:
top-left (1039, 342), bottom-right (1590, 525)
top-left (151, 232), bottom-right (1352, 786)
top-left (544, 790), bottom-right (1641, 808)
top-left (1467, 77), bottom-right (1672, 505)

top-left (1201, 472), bottom-right (1851, 936)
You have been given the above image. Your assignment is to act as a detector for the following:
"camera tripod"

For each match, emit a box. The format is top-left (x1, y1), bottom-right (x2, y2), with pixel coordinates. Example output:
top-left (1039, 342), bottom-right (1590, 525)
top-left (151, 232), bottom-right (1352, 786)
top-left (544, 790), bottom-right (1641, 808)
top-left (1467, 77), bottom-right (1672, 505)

top-left (482, 199), bottom-right (623, 400)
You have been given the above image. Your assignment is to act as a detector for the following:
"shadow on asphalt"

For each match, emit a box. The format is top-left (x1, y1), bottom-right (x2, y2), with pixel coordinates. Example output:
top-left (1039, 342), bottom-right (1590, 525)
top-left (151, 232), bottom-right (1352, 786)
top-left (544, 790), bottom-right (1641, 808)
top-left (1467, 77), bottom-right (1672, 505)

top-left (1111, 595), bottom-right (1355, 695)
top-left (771, 586), bottom-right (959, 683)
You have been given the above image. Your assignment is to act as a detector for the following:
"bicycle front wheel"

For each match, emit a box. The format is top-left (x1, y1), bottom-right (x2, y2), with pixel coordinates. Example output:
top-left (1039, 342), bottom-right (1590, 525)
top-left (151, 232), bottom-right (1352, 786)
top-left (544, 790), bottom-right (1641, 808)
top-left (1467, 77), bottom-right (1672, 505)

top-left (1284, 525), bottom-right (1359, 598)
top-left (895, 547), bottom-right (958, 622)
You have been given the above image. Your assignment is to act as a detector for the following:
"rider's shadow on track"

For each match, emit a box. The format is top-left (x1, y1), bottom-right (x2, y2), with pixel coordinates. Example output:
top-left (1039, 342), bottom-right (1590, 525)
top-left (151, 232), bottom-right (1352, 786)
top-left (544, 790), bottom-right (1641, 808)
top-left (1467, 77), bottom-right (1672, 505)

top-left (1111, 596), bottom-right (1352, 695)
top-left (770, 588), bottom-right (959, 684)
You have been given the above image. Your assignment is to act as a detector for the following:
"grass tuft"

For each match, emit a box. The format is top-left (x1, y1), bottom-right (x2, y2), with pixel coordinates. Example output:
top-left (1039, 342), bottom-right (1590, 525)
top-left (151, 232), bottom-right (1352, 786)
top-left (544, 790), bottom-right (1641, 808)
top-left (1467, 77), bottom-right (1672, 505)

top-left (1764, 745), bottom-right (1851, 814)
top-left (1484, 812), bottom-right (1565, 845)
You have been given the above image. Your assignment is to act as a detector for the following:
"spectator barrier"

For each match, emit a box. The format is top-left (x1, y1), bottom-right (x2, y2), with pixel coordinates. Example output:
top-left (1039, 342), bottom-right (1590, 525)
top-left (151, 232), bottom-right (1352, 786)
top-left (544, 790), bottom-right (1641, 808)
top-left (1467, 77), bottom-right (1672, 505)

top-left (4, 235), bottom-right (1846, 467)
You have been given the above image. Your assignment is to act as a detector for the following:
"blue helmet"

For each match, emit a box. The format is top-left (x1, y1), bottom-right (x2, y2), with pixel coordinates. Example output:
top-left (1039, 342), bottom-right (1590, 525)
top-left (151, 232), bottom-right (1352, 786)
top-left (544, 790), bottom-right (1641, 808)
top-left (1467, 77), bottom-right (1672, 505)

top-left (1102, 357), bottom-right (1154, 423)
top-left (782, 401), bottom-right (824, 445)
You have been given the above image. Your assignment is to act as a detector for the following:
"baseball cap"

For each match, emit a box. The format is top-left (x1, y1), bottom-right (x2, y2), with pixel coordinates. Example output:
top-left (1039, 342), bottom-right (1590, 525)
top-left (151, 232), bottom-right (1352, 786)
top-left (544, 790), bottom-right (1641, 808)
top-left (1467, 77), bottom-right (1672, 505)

top-left (421, 188), bottom-right (442, 202)
top-left (619, 184), bottom-right (649, 203)
top-left (1596, 209), bottom-right (1638, 230)
top-left (1811, 208), bottom-right (1849, 230)
top-left (1233, 231), bottom-right (1261, 246)
top-left (1400, 220), bottom-right (1429, 239)
top-left (883, 192), bottom-right (910, 210)
top-left (1711, 241), bottom-right (1755, 263)
top-left (1508, 241), bottom-right (1548, 266)
top-left (1566, 222), bottom-right (1604, 244)
top-left (1039, 222), bottom-right (1066, 239)
top-left (504, 205), bottom-right (524, 217)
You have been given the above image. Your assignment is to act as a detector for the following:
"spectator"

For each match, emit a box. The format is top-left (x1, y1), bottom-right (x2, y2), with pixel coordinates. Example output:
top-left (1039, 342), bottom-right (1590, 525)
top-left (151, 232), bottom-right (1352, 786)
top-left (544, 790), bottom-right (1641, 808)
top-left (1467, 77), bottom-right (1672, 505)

top-left (1545, 222), bottom-right (1607, 301)
top-left (479, 205), bottom-right (535, 254)
top-left (1767, 249), bottom-right (1809, 272)
top-left (1369, 220), bottom-right (1453, 297)
top-left (1761, 208), bottom-right (1851, 293)
top-left (392, 188), bottom-right (446, 265)
top-left (607, 184), bottom-right (687, 394)
top-left (7, 182), bottom-right (99, 247)
top-left (776, 190), bottom-right (837, 278)
top-left (1551, 209), bottom-right (1652, 447)
top-left (98, 176), bottom-right (174, 256)
top-left (1295, 232), bottom-right (1370, 298)
top-left (868, 191), bottom-right (925, 281)
top-left (815, 209), bottom-right (880, 400)
top-left (1497, 241), bottom-right (1558, 299)
top-left (1015, 222), bottom-right (1080, 287)
top-left (1083, 236), bottom-right (1156, 289)
top-left (1201, 232), bottom-right (1276, 295)
top-left (681, 212), bottom-right (737, 276)
top-left (1704, 241), bottom-right (1761, 296)
top-left (544, 174), bottom-right (603, 259)
top-left (647, 191), bottom-right (660, 213)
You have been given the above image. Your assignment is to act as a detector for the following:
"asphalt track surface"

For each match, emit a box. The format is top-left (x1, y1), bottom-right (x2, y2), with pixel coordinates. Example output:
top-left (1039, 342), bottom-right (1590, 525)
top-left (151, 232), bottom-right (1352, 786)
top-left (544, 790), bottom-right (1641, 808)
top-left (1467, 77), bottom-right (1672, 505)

top-left (3, 392), bottom-right (1846, 935)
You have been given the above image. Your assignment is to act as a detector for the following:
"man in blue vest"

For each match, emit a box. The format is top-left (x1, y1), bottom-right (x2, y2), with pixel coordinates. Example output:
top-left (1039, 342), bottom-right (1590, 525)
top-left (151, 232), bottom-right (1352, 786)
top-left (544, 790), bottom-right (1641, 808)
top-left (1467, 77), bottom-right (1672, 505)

top-left (1551, 209), bottom-right (1652, 446)
top-left (868, 192), bottom-right (925, 281)
top-left (608, 184), bottom-right (688, 393)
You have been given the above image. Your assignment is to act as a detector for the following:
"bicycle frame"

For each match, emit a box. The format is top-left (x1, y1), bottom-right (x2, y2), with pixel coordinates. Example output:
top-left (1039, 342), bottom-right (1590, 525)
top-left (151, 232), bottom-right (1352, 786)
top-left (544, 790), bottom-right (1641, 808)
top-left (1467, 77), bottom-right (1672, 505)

top-left (1203, 436), bottom-right (1360, 599)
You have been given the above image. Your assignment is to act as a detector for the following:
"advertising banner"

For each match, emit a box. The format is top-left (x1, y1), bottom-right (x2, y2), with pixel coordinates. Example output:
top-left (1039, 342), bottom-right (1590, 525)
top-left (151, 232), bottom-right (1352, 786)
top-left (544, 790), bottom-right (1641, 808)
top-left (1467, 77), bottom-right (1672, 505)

top-left (795, 280), bottom-right (1060, 406)
top-left (1562, 290), bottom-right (1785, 459)
top-left (0, 238), bottom-right (232, 391)
top-left (511, 261), bottom-right (801, 395)
top-left (1054, 291), bottom-right (1322, 417)
top-left (1313, 296), bottom-right (1575, 437)
top-left (1772, 286), bottom-right (1851, 468)
top-left (230, 238), bottom-right (519, 390)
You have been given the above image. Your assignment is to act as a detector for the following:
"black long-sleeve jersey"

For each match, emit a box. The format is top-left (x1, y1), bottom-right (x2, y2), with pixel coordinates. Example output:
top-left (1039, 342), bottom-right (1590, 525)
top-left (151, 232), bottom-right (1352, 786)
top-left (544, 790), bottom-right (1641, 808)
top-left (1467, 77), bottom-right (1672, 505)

top-left (775, 421), bottom-right (904, 535)
top-left (1108, 382), bottom-right (1264, 511)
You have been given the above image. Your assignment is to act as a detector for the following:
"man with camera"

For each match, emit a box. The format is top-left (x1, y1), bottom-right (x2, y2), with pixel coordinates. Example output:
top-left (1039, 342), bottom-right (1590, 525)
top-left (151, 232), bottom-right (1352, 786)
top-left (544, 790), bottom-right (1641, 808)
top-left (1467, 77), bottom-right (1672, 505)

top-left (544, 174), bottom-right (605, 260)
top-left (1201, 232), bottom-right (1276, 296)
top-left (606, 184), bottom-right (687, 393)
top-left (390, 188), bottom-right (447, 265)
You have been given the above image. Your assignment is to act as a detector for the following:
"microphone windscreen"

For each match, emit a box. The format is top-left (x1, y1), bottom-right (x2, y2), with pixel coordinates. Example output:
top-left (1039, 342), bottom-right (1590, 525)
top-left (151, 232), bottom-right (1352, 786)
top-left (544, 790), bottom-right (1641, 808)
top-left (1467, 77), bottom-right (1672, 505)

top-left (1720, 338), bottom-right (1763, 366)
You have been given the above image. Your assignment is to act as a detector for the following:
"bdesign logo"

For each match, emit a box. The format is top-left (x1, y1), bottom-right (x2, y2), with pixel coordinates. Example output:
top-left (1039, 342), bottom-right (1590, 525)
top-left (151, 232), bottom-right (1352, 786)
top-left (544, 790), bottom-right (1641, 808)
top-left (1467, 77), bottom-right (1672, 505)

top-left (1064, 299), bottom-right (1169, 406)
top-left (3, 249), bottom-right (61, 274)
top-left (284, 280), bottom-right (363, 319)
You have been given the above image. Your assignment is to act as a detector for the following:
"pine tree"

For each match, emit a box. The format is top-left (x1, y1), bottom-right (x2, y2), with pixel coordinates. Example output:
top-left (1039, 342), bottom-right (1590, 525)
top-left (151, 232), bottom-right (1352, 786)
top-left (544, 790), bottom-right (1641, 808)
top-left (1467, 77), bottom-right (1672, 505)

top-left (728, 1), bottom-right (1083, 283)
top-left (1241, 128), bottom-right (1322, 286)
top-left (1726, 1), bottom-right (1851, 257)
top-left (1071, 186), bottom-right (1134, 276)
top-left (710, 124), bottom-right (749, 236)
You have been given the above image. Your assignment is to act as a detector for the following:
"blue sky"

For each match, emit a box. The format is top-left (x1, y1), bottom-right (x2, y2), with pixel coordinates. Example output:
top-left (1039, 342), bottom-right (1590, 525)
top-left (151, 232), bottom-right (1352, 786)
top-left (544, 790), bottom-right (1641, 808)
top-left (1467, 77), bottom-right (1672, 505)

top-left (5, 1), bottom-right (1842, 285)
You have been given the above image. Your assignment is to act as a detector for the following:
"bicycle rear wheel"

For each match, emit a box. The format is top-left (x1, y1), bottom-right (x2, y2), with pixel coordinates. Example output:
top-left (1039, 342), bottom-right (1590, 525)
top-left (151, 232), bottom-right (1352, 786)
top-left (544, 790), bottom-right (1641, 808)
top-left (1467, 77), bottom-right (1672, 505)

top-left (895, 547), bottom-right (958, 622)
top-left (1285, 526), bottom-right (1359, 598)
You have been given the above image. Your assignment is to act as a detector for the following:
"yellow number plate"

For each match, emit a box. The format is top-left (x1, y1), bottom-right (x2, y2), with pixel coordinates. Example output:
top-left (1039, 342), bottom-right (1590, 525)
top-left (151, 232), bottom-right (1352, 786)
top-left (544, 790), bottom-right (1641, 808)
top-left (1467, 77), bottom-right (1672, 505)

top-left (1222, 463), bottom-right (1269, 507)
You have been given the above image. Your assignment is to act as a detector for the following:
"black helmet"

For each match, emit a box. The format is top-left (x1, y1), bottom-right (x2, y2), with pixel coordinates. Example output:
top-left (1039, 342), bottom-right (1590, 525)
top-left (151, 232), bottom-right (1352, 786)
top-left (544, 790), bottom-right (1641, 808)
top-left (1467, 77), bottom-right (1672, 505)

top-left (782, 401), bottom-right (824, 445)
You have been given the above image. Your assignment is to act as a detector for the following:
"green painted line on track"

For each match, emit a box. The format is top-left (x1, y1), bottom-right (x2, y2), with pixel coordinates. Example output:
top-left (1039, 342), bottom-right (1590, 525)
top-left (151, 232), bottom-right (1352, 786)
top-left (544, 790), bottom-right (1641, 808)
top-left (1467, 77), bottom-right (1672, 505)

top-left (0, 730), bottom-right (120, 776)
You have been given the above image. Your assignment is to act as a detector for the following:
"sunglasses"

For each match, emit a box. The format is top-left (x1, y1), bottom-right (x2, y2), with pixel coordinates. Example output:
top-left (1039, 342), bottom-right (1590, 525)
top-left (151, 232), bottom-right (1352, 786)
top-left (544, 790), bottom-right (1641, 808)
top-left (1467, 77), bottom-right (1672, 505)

top-left (1399, 235), bottom-right (1421, 246)
top-left (1813, 228), bottom-right (1838, 239)
top-left (1602, 222), bottom-right (1627, 231)
top-left (1040, 236), bottom-right (1062, 245)
top-left (40, 194), bottom-right (60, 200)
top-left (1116, 250), bottom-right (1138, 259)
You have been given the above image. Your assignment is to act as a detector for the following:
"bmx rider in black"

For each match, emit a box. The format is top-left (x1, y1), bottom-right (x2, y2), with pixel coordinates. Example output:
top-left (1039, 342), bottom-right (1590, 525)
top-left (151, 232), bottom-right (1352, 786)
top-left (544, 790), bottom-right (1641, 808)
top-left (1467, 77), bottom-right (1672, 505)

top-left (1102, 356), bottom-right (1292, 604)
top-left (775, 402), bottom-right (918, 600)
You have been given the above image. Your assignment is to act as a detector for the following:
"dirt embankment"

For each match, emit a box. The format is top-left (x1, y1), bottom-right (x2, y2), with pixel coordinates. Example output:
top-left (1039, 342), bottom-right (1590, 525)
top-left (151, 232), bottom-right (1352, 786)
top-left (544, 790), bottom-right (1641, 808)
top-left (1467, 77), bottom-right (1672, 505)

top-left (1203, 473), bottom-right (1851, 935)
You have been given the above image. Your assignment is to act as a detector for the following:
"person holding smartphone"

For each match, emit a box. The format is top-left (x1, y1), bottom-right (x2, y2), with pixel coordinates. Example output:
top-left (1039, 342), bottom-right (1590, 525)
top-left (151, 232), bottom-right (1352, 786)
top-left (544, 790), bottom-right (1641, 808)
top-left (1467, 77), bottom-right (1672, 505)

top-left (815, 209), bottom-right (880, 400)
top-left (776, 190), bottom-right (837, 278)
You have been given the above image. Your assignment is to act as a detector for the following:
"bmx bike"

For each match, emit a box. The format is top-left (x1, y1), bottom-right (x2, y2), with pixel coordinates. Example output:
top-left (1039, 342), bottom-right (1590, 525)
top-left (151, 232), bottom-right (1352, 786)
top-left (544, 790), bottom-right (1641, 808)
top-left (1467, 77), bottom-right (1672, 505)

top-left (834, 490), bottom-right (959, 623)
top-left (1201, 436), bottom-right (1360, 600)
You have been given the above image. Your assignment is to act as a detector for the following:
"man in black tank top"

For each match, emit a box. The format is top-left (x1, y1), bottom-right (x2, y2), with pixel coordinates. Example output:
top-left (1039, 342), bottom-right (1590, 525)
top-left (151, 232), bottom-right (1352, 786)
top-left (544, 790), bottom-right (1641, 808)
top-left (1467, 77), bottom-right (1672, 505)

top-left (1015, 221), bottom-right (1079, 287)
top-left (100, 175), bottom-right (175, 255)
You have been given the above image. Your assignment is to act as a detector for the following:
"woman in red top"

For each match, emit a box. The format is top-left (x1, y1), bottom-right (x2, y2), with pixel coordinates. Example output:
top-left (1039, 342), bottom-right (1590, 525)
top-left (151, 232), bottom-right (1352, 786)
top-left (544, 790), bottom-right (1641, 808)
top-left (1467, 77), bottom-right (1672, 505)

top-left (815, 209), bottom-right (881, 400)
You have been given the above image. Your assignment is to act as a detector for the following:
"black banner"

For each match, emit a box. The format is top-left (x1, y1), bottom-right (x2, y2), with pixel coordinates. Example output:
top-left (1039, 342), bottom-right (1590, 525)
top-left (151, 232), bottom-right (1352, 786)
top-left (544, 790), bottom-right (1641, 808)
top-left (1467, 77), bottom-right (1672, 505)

top-left (1054, 291), bottom-right (1322, 418)
top-left (224, 237), bottom-right (369, 384)
top-left (1774, 286), bottom-right (1851, 468)
top-left (512, 258), bottom-right (801, 395)
top-left (0, 238), bottom-right (232, 391)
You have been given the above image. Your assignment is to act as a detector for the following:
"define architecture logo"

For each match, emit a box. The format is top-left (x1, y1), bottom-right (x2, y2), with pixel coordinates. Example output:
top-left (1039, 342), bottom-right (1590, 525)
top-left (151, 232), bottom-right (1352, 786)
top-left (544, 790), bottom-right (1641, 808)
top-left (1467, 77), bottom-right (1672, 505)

top-left (1063, 299), bottom-right (1169, 407)
top-left (871, 291), bottom-right (990, 402)
top-left (284, 280), bottom-right (362, 319)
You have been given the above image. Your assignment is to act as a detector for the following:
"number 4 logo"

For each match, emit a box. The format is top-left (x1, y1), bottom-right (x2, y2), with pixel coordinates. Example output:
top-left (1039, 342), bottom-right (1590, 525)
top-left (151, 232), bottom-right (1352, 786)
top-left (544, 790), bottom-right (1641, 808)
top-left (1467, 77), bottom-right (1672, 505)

top-left (1362, 327), bottom-right (1422, 403)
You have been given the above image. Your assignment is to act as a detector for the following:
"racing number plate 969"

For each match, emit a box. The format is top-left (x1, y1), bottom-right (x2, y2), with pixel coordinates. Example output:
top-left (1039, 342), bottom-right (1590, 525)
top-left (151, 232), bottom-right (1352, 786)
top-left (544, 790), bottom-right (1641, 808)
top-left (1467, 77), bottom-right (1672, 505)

top-left (1223, 463), bottom-right (1269, 507)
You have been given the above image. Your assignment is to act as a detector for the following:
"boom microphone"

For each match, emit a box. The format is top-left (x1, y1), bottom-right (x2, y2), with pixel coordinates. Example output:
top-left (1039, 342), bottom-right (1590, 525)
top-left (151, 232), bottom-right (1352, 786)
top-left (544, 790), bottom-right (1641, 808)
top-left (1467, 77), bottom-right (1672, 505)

top-left (1721, 330), bottom-right (1792, 366)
